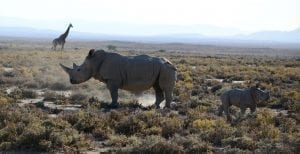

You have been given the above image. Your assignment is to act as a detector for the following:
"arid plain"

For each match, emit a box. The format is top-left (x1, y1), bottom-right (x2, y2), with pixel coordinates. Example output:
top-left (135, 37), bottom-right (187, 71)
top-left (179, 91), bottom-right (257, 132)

top-left (0, 39), bottom-right (299, 153)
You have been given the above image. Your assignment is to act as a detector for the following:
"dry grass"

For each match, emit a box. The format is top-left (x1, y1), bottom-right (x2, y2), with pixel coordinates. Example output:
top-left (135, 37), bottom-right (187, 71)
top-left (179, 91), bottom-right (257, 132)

top-left (0, 39), bottom-right (299, 152)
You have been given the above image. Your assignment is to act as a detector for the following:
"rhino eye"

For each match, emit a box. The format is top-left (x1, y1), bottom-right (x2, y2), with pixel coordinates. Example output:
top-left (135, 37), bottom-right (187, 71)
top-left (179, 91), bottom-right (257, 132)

top-left (77, 68), bottom-right (81, 72)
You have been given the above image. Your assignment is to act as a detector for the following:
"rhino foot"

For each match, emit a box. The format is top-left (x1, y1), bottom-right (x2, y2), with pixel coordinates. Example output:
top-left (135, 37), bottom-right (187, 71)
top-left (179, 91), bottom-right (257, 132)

top-left (108, 103), bottom-right (119, 109)
top-left (163, 106), bottom-right (171, 112)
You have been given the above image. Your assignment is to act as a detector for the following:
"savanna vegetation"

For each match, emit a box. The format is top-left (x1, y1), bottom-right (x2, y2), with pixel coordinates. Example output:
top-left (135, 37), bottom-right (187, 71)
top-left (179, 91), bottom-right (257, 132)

top-left (0, 40), bottom-right (299, 153)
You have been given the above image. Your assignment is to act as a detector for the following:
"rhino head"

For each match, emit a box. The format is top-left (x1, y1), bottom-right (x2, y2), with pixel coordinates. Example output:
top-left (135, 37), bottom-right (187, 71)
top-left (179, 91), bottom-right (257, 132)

top-left (256, 88), bottom-right (270, 101)
top-left (251, 86), bottom-right (270, 103)
top-left (60, 49), bottom-right (97, 84)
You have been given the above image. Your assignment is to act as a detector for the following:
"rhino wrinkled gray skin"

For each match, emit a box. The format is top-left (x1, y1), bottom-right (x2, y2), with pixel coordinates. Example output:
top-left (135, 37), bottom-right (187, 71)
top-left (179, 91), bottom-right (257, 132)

top-left (60, 49), bottom-right (177, 108)
top-left (218, 87), bottom-right (270, 121)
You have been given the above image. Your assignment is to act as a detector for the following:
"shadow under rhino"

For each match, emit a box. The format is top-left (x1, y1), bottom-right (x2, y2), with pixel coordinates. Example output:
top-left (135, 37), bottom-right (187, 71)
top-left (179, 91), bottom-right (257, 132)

top-left (60, 49), bottom-right (177, 109)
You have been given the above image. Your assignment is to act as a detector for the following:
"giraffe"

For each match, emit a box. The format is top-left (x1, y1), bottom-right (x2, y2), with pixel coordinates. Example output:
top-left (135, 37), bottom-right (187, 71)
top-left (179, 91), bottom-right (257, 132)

top-left (52, 23), bottom-right (73, 51)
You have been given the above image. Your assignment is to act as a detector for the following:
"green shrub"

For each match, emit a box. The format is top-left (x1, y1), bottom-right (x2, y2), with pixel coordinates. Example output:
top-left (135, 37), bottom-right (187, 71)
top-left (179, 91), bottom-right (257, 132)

top-left (43, 91), bottom-right (57, 102)
top-left (172, 134), bottom-right (212, 153)
top-left (70, 92), bottom-right (87, 104)
top-left (22, 89), bottom-right (38, 98)
top-left (16, 120), bottom-right (46, 150)
top-left (239, 109), bottom-right (281, 141)
top-left (192, 119), bottom-right (216, 131)
top-left (223, 136), bottom-right (256, 150)
top-left (23, 80), bottom-right (39, 89)
top-left (191, 118), bottom-right (235, 146)
top-left (50, 82), bottom-right (70, 90)
top-left (0, 95), bottom-right (14, 105)
top-left (223, 147), bottom-right (252, 154)
top-left (130, 135), bottom-right (184, 153)
top-left (115, 115), bottom-right (146, 136)
top-left (138, 110), bottom-right (162, 127)
top-left (107, 135), bottom-right (141, 148)
top-left (255, 142), bottom-right (294, 154)
top-left (256, 108), bottom-right (274, 126)
top-left (148, 140), bottom-right (184, 153)
top-left (107, 45), bottom-right (117, 51)
top-left (0, 142), bottom-right (12, 150)
top-left (275, 116), bottom-right (297, 133)
top-left (9, 88), bottom-right (23, 99)
top-left (64, 110), bottom-right (111, 141)
top-left (161, 117), bottom-right (184, 138)
top-left (257, 125), bottom-right (280, 141)
top-left (142, 126), bottom-right (162, 136)
top-left (0, 103), bottom-right (92, 152)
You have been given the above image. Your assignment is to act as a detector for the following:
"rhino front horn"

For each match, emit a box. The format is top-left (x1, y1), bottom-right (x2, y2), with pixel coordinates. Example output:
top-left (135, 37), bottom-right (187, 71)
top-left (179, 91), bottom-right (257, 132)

top-left (60, 63), bottom-right (72, 74)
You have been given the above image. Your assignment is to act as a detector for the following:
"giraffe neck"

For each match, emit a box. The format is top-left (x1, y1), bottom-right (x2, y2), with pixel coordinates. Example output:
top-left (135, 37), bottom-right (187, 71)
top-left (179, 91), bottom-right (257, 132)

top-left (61, 25), bottom-right (71, 39)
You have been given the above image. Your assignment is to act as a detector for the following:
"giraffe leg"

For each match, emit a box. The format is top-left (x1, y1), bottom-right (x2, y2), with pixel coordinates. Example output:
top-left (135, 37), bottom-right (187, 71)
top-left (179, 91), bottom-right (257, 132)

top-left (52, 44), bottom-right (56, 51)
top-left (61, 43), bottom-right (64, 51)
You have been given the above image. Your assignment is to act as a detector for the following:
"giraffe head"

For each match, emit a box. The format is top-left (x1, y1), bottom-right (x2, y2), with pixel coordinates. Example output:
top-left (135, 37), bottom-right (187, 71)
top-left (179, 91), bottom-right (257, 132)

top-left (69, 23), bottom-right (73, 28)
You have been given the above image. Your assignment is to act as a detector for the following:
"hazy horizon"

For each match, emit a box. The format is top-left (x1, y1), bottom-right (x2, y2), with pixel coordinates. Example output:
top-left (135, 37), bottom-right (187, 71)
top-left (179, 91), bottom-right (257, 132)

top-left (0, 0), bottom-right (299, 36)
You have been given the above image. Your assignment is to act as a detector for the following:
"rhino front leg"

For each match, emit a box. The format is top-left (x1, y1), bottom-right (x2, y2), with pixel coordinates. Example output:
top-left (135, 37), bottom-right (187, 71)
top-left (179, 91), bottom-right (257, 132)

top-left (220, 94), bottom-right (231, 121)
top-left (225, 109), bottom-right (231, 122)
top-left (107, 81), bottom-right (120, 108)
top-left (223, 104), bottom-right (231, 122)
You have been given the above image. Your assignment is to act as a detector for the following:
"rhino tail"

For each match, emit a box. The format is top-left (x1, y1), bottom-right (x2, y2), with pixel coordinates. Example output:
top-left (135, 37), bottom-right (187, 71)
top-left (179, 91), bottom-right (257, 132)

top-left (161, 57), bottom-right (177, 71)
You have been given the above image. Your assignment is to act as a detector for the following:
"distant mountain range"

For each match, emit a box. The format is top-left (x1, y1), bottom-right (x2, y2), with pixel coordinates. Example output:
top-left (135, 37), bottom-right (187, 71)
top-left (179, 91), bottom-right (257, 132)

top-left (234, 28), bottom-right (300, 43)
top-left (0, 26), bottom-right (299, 44)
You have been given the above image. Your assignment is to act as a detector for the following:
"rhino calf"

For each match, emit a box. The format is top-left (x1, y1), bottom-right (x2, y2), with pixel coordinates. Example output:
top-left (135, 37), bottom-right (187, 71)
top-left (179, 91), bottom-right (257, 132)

top-left (60, 49), bottom-right (177, 108)
top-left (218, 87), bottom-right (270, 121)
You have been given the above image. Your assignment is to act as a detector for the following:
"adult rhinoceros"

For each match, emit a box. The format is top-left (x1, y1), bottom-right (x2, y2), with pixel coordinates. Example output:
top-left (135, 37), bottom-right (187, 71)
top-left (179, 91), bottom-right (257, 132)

top-left (218, 86), bottom-right (270, 121)
top-left (60, 49), bottom-right (177, 108)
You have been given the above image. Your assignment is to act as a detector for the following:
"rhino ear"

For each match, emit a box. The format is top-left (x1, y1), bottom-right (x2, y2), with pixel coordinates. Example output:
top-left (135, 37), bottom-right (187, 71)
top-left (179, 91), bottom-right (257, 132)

top-left (255, 83), bottom-right (260, 88)
top-left (88, 49), bottom-right (95, 58)
top-left (73, 63), bottom-right (77, 68)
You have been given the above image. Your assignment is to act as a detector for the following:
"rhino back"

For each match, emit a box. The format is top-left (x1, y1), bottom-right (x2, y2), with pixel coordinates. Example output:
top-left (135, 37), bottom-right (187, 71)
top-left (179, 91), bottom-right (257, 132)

top-left (227, 89), bottom-right (243, 106)
top-left (228, 89), bottom-right (254, 107)
top-left (98, 53), bottom-right (163, 91)
top-left (120, 55), bottom-right (162, 91)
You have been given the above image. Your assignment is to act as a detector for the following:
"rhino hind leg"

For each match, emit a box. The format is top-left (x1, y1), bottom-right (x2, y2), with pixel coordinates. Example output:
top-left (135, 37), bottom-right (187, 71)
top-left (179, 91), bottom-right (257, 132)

top-left (153, 83), bottom-right (164, 109)
top-left (218, 105), bottom-right (224, 116)
top-left (164, 89), bottom-right (173, 108)
top-left (240, 107), bottom-right (246, 115)
top-left (237, 107), bottom-right (246, 121)
top-left (250, 106), bottom-right (256, 113)
top-left (158, 68), bottom-right (176, 109)
top-left (160, 83), bottom-right (175, 109)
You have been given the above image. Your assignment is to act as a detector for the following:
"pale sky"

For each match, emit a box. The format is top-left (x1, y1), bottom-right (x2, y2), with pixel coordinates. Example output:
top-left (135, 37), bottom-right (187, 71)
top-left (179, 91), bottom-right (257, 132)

top-left (0, 0), bottom-right (299, 35)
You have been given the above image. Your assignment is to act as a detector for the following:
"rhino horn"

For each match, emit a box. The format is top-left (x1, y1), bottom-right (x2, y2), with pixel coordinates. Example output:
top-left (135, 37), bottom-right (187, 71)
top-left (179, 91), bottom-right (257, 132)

top-left (60, 63), bottom-right (72, 74)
